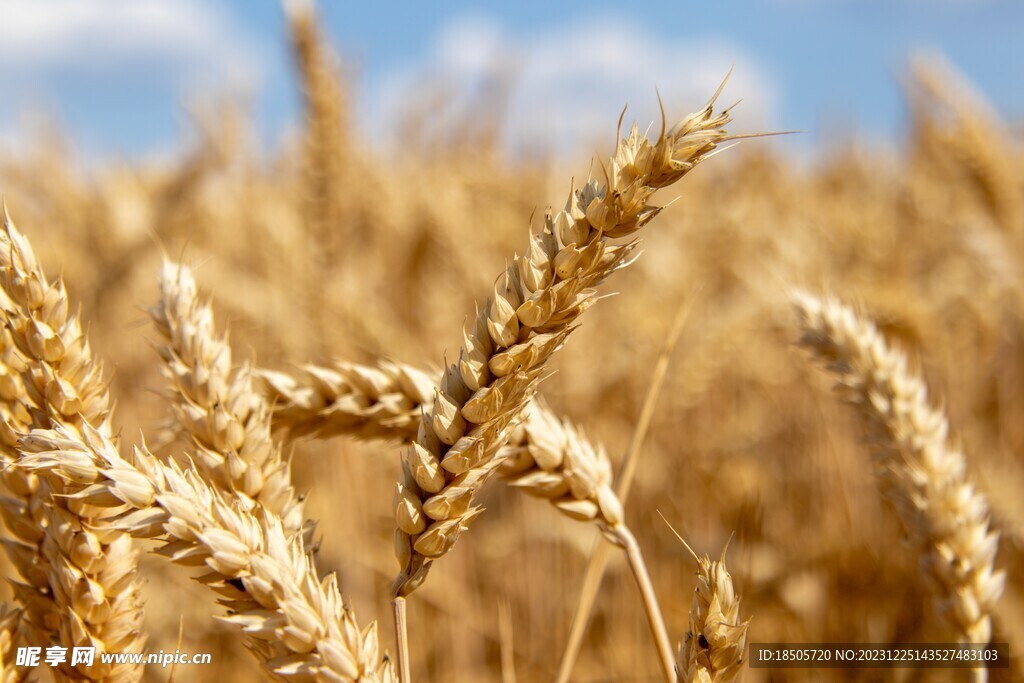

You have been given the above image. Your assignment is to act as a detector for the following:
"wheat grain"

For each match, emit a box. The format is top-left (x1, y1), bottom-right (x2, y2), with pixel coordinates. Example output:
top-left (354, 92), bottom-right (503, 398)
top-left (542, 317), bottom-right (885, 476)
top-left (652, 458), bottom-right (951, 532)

top-left (0, 209), bottom-right (144, 682)
top-left (794, 292), bottom-right (1005, 654)
top-left (18, 422), bottom-right (394, 683)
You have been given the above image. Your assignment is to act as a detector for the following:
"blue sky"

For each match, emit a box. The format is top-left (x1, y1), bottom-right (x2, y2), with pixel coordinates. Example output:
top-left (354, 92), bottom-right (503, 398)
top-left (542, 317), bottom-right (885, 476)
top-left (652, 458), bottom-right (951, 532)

top-left (0, 0), bottom-right (1021, 161)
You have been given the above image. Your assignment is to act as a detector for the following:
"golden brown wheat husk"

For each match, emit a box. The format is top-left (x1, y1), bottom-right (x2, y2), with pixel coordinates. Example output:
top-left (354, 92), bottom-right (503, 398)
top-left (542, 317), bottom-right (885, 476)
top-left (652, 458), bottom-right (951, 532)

top-left (18, 423), bottom-right (394, 683)
top-left (0, 210), bottom-right (144, 682)
top-left (260, 360), bottom-right (433, 443)
top-left (795, 292), bottom-right (1006, 647)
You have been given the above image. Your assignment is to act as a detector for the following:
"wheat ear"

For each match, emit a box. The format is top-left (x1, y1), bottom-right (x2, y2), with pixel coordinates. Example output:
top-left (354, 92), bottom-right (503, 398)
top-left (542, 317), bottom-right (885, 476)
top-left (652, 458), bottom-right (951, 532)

top-left (406, 90), bottom-right (733, 596)
top-left (19, 422), bottom-right (394, 683)
top-left (795, 293), bottom-right (1005, 668)
top-left (284, 0), bottom-right (347, 244)
top-left (0, 209), bottom-right (145, 681)
top-left (151, 261), bottom-right (305, 538)
top-left (675, 543), bottom-right (749, 683)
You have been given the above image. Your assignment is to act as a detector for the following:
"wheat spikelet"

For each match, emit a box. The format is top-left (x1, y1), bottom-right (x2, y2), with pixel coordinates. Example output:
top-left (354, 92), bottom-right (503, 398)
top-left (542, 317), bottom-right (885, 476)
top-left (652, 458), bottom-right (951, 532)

top-left (794, 292), bottom-right (1006, 648)
top-left (18, 423), bottom-right (394, 683)
top-left (676, 546), bottom-right (748, 683)
top-left (151, 261), bottom-right (305, 538)
top-left (386, 92), bottom-right (734, 595)
top-left (0, 210), bottom-right (144, 681)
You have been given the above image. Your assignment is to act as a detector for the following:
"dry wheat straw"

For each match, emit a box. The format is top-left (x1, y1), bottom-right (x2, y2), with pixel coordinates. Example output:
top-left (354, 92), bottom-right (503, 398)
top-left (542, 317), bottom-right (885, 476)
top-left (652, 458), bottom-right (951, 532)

top-left (18, 422), bottom-right (394, 683)
top-left (795, 293), bottom-right (1005, 665)
top-left (675, 545), bottom-right (748, 683)
top-left (555, 300), bottom-right (692, 683)
top-left (151, 261), bottom-right (305, 538)
top-left (0, 209), bottom-right (144, 681)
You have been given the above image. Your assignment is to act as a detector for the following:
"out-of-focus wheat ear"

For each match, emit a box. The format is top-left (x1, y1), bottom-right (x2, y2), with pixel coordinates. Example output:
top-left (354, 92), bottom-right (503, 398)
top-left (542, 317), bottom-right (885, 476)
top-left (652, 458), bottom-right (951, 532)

top-left (794, 292), bottom-right (1005, 679)
top-left (0, 208), bottom-right (145, 682)
top-left (19, 423), bottom-right (394, 683)
top-left (284, 0), bottom-right (347, 240)
top-left (283, 0), bottom-right (348, 352)
top-left (151, 260), bottom-right (306, 539)
top-left (670, 533), bottom-right (749, 683)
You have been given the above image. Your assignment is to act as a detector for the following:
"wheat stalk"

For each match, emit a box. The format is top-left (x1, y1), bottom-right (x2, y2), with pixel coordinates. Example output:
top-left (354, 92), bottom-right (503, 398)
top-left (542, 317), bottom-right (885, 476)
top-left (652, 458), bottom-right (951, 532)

top-left (151, 261), bottom-right (305, 539)
top-left (18, 422), bottom-right (394, 683)
top-left (0, 210), bottom-right (145, 682)
top-left (794, 292), bottom-right (1005, 678)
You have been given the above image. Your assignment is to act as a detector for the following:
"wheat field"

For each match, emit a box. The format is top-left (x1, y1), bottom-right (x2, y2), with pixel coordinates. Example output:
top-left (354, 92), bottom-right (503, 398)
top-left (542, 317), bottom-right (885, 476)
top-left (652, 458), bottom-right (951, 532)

top-left (0, 3), bottom-right (1020, 682)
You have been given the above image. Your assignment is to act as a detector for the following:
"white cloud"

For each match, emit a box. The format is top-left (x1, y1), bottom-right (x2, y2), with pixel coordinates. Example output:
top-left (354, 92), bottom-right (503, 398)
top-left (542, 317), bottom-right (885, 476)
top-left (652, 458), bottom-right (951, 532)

top-left (365, 15), bottom-right (778, 158)
top-left (0, 0), bottom-right (261, 94)
top-left (0, 0), bottom-right (263, 160)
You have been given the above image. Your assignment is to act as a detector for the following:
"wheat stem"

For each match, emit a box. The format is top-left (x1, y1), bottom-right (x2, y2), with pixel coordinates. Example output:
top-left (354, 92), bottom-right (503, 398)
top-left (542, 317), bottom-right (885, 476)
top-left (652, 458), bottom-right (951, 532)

top-left (609, 526), bottom-right (675, 683)
top-left (392, 597), bottom-right (411, 683)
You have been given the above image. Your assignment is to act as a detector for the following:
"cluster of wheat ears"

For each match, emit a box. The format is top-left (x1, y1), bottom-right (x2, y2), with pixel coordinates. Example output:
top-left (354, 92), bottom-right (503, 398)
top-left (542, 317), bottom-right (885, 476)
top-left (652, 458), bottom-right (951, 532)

top-left (0, 4), bottom-right (1016, 683)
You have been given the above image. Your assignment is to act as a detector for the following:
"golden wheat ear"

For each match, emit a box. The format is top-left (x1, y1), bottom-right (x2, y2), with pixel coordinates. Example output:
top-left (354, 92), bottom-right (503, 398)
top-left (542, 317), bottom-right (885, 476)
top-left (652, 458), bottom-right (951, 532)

top-left (0, 209), bottom-right (145, 681)
top-left (794, 292), bottom-right (1005, 680)
top-left (18, 422), bottom-right (395, 683)
top-left (151, 260), bottom-right (306, 538)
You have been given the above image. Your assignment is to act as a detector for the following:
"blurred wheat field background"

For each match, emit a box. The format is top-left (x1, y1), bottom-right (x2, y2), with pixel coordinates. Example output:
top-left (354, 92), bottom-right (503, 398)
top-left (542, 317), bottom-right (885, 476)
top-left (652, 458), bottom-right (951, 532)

top-left (0, 2), bottom-right (1021, 682)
